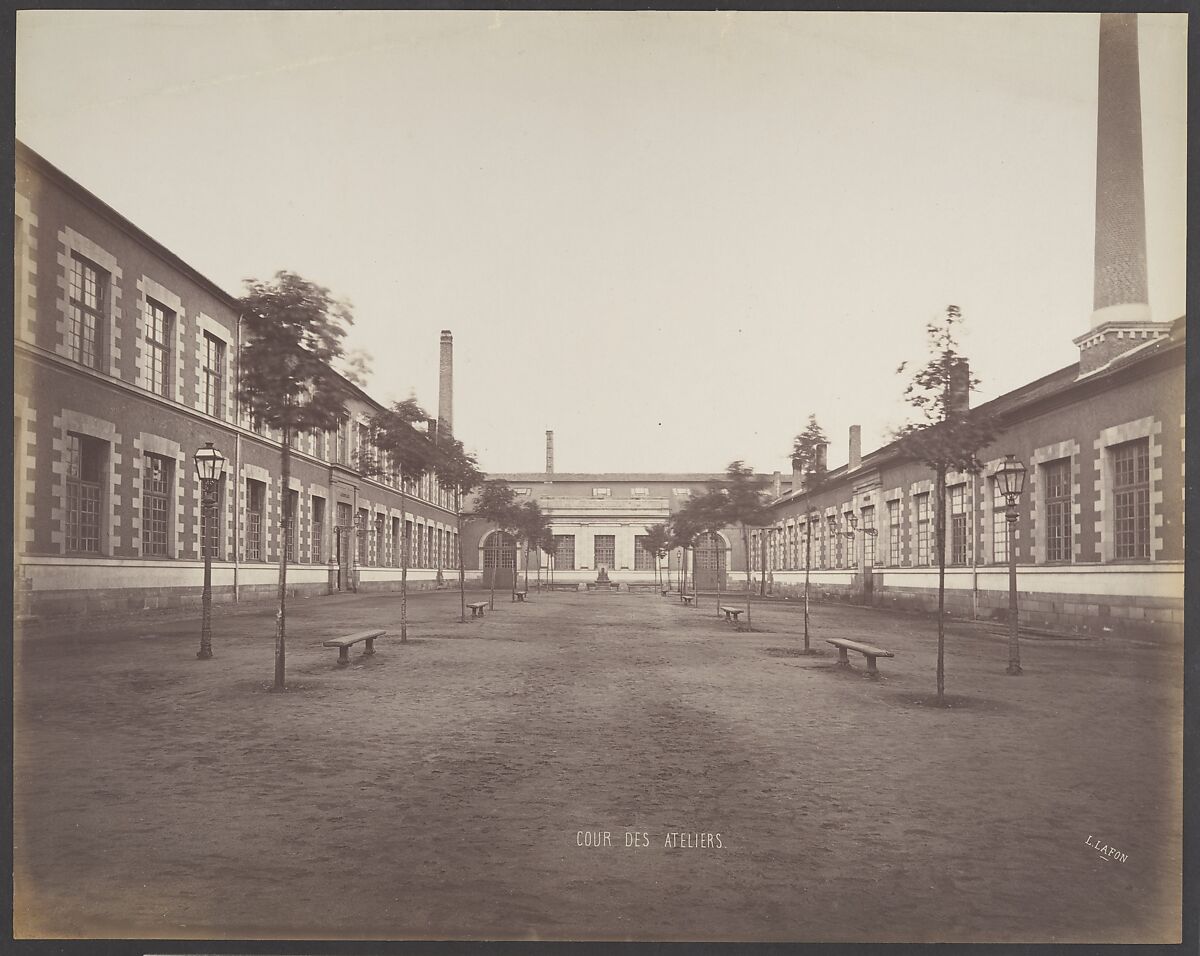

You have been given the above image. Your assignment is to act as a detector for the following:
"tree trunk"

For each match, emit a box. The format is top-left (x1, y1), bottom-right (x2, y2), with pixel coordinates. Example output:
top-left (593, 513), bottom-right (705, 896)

top-left (489, 535), bottom-right (497, 610)
top-left (743, 525), bottom-right (752, 628)
top-left (399, 473), bottom-right (409, 643)
top-left (715, 536), bottom-right (722, 617)
top-left (273, 431), bottom-right (292, 691)
top-left (457, 490), bottom-right (467, 624)
top-left (803, 505), bottom-right (812, 653)
top-left (936, 464), bottom-right (947, 702)
top-left (759, 533), bottom-right (767, 597)
top-left (523, 544), bottom-right (529, 595)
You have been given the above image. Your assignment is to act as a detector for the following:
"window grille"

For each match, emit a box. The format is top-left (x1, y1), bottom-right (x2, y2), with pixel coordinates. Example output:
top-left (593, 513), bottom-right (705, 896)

top-left (915, 493), bottom-right (931, 566)
top-left (634, 534), bottom-right (655, 570)
top-left (886, 500), bottom-right (900, 567)
top-left (65, 433), bottom-right (102, 553)
top-left (991, 480), bottom-right (1009, 563)
top-left (375, 514), bottom-right (386, 567)
top-left (844, 512), bottom-right (855, 568)
top-left (245, 480), bottom-right (264, 561)
top-left (554, 534), bottom-right (575, 570)
top-left (142, 453), bottom-right (171, 557)
top-left (144, 299), bottom-right (172, 397)
top-left (861, 506), bottom-right (876, 567)
top-left (68, 254), bottom-right (104, 369)
top-left (311, 497), bottom-right (325, 563)
top-left (203, 333), bottom-right (225, 419)
top-left (1044, 459), bottom-right (1072, 562)
top-left (1113, 440), bottom-right (1150, 559)
top-left (357, 509), bottom-right (370, 565)
top-left (594, 534), bottom-right (616, 569)
top-left (201, 476), bottom-right (223, 560)
top-left (285, 490), bottom-right (299, 562)
top-left (949, 485), bottom-right (967, 566)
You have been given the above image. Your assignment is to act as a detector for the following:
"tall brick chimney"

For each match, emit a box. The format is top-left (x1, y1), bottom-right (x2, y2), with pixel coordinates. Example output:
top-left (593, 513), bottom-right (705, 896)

top-left (948, 359), bottom-right (971, 417)
top-left (772, 470), bottom-right (781, 498)
top-left (438, 330), bottom-right (453, 436)
top-left (848, 425), bottom-right (862, 473)
top-left (545, 430), bottom-right (554, 475)
top-left (1075, 14), bottom-right (1170, 376)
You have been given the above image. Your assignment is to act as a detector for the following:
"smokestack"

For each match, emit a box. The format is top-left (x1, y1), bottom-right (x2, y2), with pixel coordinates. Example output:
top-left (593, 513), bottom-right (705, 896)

top-left (772, 470), bottom-right (781, 498)
top-left (438, 330), bottom-right (453, 436)
top-left (815, 442), bottom-right (827, 476)
top-left (792, 457), bottom-right (803, 492)
top-left (545, 430), bottom-right (554, 475)
top-left (948, 360), bottom-right (971, 418)
top-left (848, 425), bottom-right (862, 473)
top-left (1075, 14), bottom-right (1169, 376)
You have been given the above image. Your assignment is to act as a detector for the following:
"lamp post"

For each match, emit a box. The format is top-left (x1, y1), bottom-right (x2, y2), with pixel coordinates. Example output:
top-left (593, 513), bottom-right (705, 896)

top-left (843, 511), bottom-right (877, 604)
top-left (193, 441), bottom-right (226, 660)
top-left (996, 454), bottom-right (1028, 676)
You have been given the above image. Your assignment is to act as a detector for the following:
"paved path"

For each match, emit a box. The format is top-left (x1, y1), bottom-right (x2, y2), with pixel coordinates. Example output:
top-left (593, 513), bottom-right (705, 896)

top-left (13, 589), bottom-right (1182, 941)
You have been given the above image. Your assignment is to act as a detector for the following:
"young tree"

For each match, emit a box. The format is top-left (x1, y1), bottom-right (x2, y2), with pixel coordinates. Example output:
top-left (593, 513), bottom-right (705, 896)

top-left (642, 522), bottom-right (671, 589)
top-left (535, 525), bottom-right (557, 591)
top-left (238, 271), bottom-right (358, 692)
top-left (894, 305), bottom-right (1001, 703)
top-left (791, 414), bottom-right (829, 653)
top-left (667, 509), bottom-right (702, 604)
top-left (474, 480), bottom-right (518, 610)
top-left (714, 462), bottom-right (772, 629)
top-left (514, 499), bottom-right (552, 596)
top-left (432, 434), bottom-right (484, 623)
top-left (367, 398), bottom-right (439, 643)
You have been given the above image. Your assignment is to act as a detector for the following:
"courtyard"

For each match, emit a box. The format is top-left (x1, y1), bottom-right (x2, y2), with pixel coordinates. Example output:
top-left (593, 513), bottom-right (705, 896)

top-left (13, 587), bottom-right (1182, 943)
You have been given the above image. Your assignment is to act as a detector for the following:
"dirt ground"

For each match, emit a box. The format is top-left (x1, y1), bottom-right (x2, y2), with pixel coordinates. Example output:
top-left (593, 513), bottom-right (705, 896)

top-left (12, 586), bottom-right (1183, 942)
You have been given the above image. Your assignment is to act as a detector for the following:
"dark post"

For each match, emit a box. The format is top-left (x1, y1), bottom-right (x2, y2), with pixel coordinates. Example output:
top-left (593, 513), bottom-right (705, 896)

top-left (1006, 503), bottom-right (1022, 675)
top-left (192, 441), bottom-right (226, 661)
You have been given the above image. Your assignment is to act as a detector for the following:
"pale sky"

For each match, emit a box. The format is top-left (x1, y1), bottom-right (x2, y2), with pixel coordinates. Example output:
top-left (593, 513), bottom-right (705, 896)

top-left (15, 11), bottom-right (1187, 476)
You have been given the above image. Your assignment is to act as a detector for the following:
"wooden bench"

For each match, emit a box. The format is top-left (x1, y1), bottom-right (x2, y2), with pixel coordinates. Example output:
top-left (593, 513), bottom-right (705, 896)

top-left (719, 605), bottom-right (743, 623)
top-left (826, 638), bottom-right (894, 676)
top-left (681, 594), bottom-right (695, 606)
top-left (323, 629), bottom-right (385, 665)
top-left (466, 601), bottom-right (489, 619)
top-left (514, 591), bottom-right (528, 602)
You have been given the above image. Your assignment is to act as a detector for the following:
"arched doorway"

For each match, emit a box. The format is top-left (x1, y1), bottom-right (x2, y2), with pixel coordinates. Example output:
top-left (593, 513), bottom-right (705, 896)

top-left (693, 531), bottom-right (727, 591)
top-left (482, 531), bottom-right (517, 590)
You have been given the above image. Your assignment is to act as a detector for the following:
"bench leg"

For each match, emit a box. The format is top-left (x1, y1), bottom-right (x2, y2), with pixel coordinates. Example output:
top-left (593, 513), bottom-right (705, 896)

top-left (836, 646), bottom-right (850, 667)
top-left (364, 638), bottom-right (375, 656)
top-left (865, 654), bottom-right (878, 676)
top-left (337, 646), bottom-right (350, 665)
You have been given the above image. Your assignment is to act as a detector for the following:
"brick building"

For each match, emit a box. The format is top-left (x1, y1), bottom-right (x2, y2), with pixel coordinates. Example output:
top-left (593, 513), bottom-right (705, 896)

top-left (14, 142), bottom-right (463, 619)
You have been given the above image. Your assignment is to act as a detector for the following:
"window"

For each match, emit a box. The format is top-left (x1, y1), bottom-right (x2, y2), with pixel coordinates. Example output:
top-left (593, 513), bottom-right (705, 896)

top-left (65, 433), bottom-right (104, 553)
top-left (245, 480), bottom-right (265, 561)
top-left (391, 517), bottom-right (401, 568)
top-left (844, 511), bottom-right (855, 568)
top-left (357, 509), bottom-right (370, 565)
top-left (311, 496), bottom-right (326, 563)
top-left (142, 453), bottom-right (172, 557)
top-left (201, 476), bottom-right (224, 560)
top-left (594, 534), bottom-right (616, 569)
top-left (144, 299), bottom-right (173, 398)
top-left (817, 520), bottom-right (827, 569)
top-left (915, 493), bottom-right (931, 566)
top-left (514, 487), bottom-right (531, 496)
top-left (1044, 459), bottom-right (1072, 562)
top-left (592, 487), bottom-right (611, 497)
top-left (861, 506), bottom-right (876, 567)
top-left (673, 488), bottom-right (692, 497)
top-left (831, 517), bottom-right (843, 568)
top-left (631, 487), bottom-right (649, 497)
top-left (1113, 439), bottom-right (1150, 559)
top-left (375, 514), bottom-right (386, 567)
top-left (337, 421), bottom-right (350, 464)
top-left (416, 524), bottom-right (425, 567)
top-left (404, 520), bottom-right (413, 565)
top-left (991, 480), bottom-right (1009, 564)
top-left (554, 534), bottom-right (575, 570)
top-left (67, 254), bottom-right (105, 369)
top-left (203, 333), bottom-right (226, 419)
top-left (949, 485), bottom-right (967, 566)
top-left (285, 489), bottom-right (299, 563)
top-left (435, 528), bottom-right (444, 568)
top-left (886, 500), bottom-right (901, 567)
top-left (634, 535), bottom-right (655, 570)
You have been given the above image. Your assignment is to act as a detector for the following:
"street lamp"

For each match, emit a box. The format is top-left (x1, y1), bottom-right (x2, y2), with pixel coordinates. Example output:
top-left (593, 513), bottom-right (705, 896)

top-left (193, 441), bottom-right (226, 660)
top-left (996, 453), bottom-right (1027, 675)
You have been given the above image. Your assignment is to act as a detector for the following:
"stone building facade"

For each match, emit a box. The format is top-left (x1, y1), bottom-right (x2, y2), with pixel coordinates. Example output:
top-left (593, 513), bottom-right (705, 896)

top-left (14, 142), bottom-right (463, 619)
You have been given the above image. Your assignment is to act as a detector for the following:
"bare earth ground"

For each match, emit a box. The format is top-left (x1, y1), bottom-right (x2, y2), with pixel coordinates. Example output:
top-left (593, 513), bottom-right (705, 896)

top-left (13, 587), bottom-right (1183, 942)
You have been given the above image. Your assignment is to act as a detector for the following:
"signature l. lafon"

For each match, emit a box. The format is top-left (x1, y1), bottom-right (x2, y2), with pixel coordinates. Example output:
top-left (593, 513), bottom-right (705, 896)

top-left (1085, 835), bottom-right (1129, 863)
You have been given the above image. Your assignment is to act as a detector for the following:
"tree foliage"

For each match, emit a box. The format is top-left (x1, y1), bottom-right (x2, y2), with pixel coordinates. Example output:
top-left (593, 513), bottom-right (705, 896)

top-left (791, 414), bottom-right (829, 492)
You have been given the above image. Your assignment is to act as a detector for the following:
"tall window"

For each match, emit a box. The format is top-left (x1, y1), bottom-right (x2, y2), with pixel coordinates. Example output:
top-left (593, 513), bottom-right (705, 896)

top-left (861, 506), bottom-right (876, 567)
top-left (142, 453), bottom-right (172, 557)
top-left (245, 480), bottom-right (265, 561)
top-left (145, 299), bottom-right (173, 398)
top-left (634, 534), bottom-right (655, 570)
top-left (886, 500), bottom-right (901, 567)
top-left (415, 525), bottom-right (425, 567)
top-left (991, 480), bottom-right (1009, 563)
top-left (68, 254), bottom-right (105, 369)
top-left (1044, 459), bottom-right (1072, 562)
top-left (285, 489), bottom-right (299, 562)
top-left (65, 433), bottom-right (103, 553)
top-left (391, 517), bottom-right (401, 568)
top-left (915, 493), bottom-right (931, 566)
top-left (203, 333), bottom-right (225, 419)
top-left (311, 496), bottom-right (326, 563)
top-left (435, 528), bottom-right (444, 568)
top-left (831, 518), bottom-right (843, 568)
top-left (817, 520), bottom-right (827, 569)
top-left (554, 534), bottom-right (575, 570)
top-left (357, 509), bottom-right (370, 565)
top-left (843, 512), bottom-right (855, 568)
top-left (949, 485), bottom-right (967, 566)
top-left (201, 477), bottom-right (224, 560)
top-left (375, 514), bottom-right (386, 567)
top-left (594, 534), bottom-right (616, 569)
top-left (1113, 439), bottom-right (1150, 559)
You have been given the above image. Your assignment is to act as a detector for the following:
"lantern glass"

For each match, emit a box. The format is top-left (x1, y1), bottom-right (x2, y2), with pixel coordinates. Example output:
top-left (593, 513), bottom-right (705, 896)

top-left (847, 512), bottom-right (858, 530)
top-left (193, 442), bottom-right (226, 482)
top-left (997, 454), bottom-right (1027, 499)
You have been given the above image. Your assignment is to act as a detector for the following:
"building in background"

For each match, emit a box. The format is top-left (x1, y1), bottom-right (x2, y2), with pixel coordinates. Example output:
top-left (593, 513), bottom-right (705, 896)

top-left (14, 142), bottom-right (461, 619)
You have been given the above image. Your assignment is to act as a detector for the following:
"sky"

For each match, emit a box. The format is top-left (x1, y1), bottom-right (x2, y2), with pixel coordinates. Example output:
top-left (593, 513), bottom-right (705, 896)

top-left (15, 10), bottom-right (1187, 476)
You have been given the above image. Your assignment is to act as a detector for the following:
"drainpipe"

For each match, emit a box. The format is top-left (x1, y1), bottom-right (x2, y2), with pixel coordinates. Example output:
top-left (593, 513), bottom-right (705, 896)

top-left (233, 312), bottom-right (243, 602)
top-left (971, 471), bottom-right (979, 620)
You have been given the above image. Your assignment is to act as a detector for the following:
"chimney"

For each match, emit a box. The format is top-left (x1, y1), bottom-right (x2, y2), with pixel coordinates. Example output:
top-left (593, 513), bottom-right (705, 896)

top-left (948, 360), bottom-right (971, 418)
top-left (438, 330), bottom-right (453, 436)
top-left (772, 470), bottom-right (781, 498)
top-left (1075, 13), bottom-right (1169, 376)
top-left (815, 442), bottom-right (827, 476)
top-left (545, 430), bottom-right (554, 475)
top-left (848, 425), bottom-right (862, 473)
top-left (792, 457), bottom-right (804, 492)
